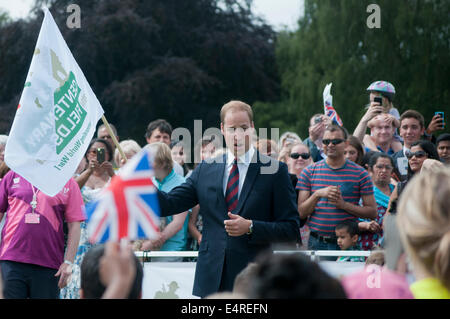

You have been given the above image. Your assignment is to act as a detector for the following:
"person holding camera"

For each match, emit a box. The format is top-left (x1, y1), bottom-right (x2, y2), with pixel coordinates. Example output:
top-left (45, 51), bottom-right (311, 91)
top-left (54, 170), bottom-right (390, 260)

top-left (353, 81), bottom-right (402, 153)
top-left (61, 138), bottom-right (115, 299)
top-left (303, 114), bottom-right (331, 162)
top-left (75, 138), bottom-right (115, 191)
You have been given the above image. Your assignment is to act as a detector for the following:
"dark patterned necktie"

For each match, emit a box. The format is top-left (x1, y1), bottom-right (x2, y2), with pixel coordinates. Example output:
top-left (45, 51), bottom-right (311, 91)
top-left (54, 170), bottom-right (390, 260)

top-left (225, 159), bottom-right (239, 212)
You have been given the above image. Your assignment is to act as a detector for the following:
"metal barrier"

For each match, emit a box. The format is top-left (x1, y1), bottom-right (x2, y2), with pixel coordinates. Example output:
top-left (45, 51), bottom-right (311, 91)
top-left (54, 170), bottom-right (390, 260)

top-left (135, 250), bottom-right (372, 261)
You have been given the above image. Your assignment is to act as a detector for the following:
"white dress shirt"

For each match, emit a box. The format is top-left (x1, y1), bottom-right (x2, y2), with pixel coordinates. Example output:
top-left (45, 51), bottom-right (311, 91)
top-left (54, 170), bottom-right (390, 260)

top-left (223, 146), bottom-right (255, 198)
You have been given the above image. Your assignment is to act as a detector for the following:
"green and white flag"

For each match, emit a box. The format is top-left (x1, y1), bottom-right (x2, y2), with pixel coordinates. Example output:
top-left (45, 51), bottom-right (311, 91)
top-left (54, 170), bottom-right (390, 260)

top-left (5, 8), bottom-right (104, 196)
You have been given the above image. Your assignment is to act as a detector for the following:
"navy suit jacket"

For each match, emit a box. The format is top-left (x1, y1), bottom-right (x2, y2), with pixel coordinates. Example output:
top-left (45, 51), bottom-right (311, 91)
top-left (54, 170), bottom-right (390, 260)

top-left (157, 150), bottom-right (301, 297)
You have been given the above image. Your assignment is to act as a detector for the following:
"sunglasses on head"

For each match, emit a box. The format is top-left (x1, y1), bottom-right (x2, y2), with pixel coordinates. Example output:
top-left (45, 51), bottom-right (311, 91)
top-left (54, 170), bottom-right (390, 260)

top-left (322, 139), bottom-right (345, 146)
top-left (290, 152), bottom-right (310, 160)
top-left (406, 151), bottom-right (427, 160)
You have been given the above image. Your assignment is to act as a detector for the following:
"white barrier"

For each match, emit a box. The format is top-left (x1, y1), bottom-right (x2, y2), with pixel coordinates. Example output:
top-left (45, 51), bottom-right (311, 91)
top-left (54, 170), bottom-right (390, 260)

top-left (142, 262), bottom-right (199, 299)
top-left (135, 250), bottom-right (371, 258)
top-left (138, 250), bottom-right (371, 299)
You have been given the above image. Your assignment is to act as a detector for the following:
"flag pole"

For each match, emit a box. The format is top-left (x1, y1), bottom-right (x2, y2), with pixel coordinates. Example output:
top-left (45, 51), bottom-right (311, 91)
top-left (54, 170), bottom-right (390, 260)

top-left (101, 115), bottom-right (127, 164)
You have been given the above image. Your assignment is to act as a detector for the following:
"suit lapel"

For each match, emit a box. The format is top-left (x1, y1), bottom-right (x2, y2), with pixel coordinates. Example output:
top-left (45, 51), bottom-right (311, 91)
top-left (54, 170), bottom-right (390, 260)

top-left (234, 151), bottom-right (260, 215)
top-left (216, 154), bottom-right (227, 211)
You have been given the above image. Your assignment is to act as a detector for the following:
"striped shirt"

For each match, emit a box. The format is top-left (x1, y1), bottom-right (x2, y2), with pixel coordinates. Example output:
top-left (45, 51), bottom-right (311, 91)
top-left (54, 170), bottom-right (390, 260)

top-left (297, 159), bottom-right (374, 236)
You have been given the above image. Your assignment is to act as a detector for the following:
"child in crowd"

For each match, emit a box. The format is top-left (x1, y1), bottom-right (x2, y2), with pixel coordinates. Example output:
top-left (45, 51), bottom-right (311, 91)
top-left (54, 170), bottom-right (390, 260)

top-left (335, 220), bottom-right (365, 262)
top-left (365, 248), bottom-right (385, 266)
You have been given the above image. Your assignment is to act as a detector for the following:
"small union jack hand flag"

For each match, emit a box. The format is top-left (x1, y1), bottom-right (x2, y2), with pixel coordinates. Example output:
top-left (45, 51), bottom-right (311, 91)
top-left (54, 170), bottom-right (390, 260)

top-left (323, 83), bottom-right (343, 126)
top-left (86, 148), bottom-right (160, 243)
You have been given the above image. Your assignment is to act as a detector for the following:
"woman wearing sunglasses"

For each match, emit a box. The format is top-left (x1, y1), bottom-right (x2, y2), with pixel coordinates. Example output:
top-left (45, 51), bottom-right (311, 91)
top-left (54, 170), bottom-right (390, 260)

top-left (388, 140), bottom-right (440, 208)
top-left (405, 140), bottom-right (440, 178)
top-left (280, 142), bottom-right (313, 206)
top-left (288, 142), bottom-right (313, 177)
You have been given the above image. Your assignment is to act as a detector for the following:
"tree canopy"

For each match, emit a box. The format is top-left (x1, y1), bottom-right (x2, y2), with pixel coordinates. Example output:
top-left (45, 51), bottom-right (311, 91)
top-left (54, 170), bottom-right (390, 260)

top-left (1, 0), bottom-right (448, 144)
top-left (0, 0), bottom-right (279, 144)
top-left (253, 0), bottom-right (450, 138)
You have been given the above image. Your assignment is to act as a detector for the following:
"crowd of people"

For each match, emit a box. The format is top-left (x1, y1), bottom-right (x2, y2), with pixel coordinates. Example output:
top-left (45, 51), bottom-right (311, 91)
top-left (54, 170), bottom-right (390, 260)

top-left (0, 80), bottom-right (449, 299)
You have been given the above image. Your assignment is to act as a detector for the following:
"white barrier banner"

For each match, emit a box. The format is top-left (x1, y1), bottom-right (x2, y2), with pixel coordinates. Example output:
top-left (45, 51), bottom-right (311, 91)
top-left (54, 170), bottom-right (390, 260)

top-left (142, 262), bottom-right (199, 299)
top-left (141, 260), bottom-right (365, 299)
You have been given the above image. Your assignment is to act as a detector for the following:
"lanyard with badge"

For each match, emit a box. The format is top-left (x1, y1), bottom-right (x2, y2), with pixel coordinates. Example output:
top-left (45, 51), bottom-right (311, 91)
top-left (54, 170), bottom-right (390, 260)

top-left (25, 185), bottom-right (40, 224)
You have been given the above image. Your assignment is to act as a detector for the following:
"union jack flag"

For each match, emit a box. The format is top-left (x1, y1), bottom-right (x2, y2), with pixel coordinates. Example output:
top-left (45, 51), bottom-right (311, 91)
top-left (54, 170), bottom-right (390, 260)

top-left (86, 149), bottom-right (160, 243)
top-left (324, 101), bottom-right (343, 126)
top-left (323, 83), bottom-right (343, 126)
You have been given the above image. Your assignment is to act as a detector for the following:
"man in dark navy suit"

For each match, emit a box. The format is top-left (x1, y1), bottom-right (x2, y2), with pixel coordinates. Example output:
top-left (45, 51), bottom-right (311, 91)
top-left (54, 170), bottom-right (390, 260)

top-left (157, 100), bottom-right (300, 298)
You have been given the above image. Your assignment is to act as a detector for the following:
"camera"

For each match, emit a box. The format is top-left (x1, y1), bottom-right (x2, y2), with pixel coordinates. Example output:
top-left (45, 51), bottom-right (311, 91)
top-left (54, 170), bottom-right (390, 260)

top-left (314, 116), bottom-right (322, 124)
top-left (97, 148), bottom-right (105, 164)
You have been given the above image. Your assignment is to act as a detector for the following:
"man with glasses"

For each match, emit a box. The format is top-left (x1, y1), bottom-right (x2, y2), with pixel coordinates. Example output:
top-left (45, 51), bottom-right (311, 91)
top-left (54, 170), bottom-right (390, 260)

top-left (297, 125), bottom-right (377, 254)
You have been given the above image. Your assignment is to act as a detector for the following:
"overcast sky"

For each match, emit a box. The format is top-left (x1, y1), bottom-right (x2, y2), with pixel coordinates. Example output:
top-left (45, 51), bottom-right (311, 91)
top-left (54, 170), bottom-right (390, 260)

top-left (253, 0), bottom-right (304, 30)
top-left (0, 0), bottom-right (304, 30)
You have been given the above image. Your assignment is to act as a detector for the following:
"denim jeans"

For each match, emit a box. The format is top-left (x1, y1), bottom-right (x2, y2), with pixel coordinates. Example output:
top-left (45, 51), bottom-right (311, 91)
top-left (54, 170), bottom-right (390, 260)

top-left (308, 234), bottom-right (339, 261)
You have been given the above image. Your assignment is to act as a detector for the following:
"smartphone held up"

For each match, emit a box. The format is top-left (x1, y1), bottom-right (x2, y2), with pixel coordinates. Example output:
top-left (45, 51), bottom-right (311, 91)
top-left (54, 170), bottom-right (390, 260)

top-left (435, 111), bottom-right (445, 128)
top-left (373, 96), bottom-right (383, 105)
top-left (97, 148), bottom-right (105, 164)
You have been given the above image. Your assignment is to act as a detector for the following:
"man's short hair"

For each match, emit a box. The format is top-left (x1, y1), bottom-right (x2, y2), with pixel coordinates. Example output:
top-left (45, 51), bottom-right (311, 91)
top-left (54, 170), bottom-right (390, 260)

top-left (220, 100), bottom-right (253, 123)
top-left (145, 119), bottom-right (173, 139)
top-left (97, 123), bottom-right (118, 138)
top-left (336, 220), bottom-right (359, 237)
top-left (399, 110), bottom-right (425, 128)
top-left (80, 244), bottom-right (143, 299)
top-left (324, 124), bottom-right (348, 140)
top-left (436, 133), bottom-right (450, 146)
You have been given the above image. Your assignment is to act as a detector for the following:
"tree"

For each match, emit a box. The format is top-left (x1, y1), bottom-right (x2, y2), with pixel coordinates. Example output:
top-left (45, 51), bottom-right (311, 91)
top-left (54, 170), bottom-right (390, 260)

top-left (0, 9), bottom-right (10, 27)
top-left (0, 0), bottom-right (280, 149)
top-left (254, 0), bottom-right (450, 139)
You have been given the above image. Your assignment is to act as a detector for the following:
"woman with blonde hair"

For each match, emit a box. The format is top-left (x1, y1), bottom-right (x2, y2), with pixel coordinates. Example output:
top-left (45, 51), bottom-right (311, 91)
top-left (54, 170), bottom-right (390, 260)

top-left (114, 139), bottom-right (142, 168)
top-left (397, 167), bottom-right (450, 298)
top-left (278, 131), bottom-right (301, 150)
top-left (141, 142), bottom-right (189, 260)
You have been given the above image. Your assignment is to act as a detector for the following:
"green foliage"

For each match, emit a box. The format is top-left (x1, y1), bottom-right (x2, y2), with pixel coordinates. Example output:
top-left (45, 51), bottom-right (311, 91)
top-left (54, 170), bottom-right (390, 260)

top-left (254, 0), bottom-right (450, 139)
top-left (0, 0), bottom-right (279, 144)
top-left (0, 10), bottom-right (10, 26)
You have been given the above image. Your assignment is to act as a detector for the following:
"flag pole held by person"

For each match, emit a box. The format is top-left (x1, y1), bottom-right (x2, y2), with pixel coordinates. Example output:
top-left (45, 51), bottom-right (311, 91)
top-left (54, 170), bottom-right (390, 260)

top-left (323, 83), bottom-right (343, 127)
top-left (101, 115), bottom-right (127, 165)
top-left (4, 8), bottom-right (104, 196)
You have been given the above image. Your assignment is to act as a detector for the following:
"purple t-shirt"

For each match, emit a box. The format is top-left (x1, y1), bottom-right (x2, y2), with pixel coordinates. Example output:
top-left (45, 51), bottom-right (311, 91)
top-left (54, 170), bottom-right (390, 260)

top-left (0, 171), bottom-right (85, 269)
